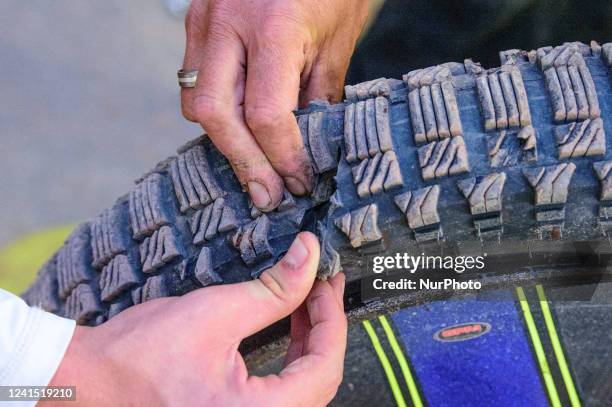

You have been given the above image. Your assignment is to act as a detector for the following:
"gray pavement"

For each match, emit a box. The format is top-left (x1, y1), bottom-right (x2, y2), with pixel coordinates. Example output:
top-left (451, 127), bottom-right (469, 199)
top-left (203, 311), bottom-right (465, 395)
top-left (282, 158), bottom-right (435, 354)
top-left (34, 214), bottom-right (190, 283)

top-left (0, 0), bottom-right (201, 246)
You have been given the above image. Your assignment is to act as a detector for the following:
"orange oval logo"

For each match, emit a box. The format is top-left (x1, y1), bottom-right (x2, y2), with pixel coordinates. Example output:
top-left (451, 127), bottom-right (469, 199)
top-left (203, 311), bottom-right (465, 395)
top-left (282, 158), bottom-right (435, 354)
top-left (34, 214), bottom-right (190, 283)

top-left (434, 322), bottom-right (491, 342)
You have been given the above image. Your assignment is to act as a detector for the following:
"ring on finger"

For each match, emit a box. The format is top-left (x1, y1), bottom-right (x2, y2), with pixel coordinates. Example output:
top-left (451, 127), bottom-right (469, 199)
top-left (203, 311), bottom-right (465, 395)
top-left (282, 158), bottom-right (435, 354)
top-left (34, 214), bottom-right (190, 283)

top-left (177, 69), bottom-right (199, 88)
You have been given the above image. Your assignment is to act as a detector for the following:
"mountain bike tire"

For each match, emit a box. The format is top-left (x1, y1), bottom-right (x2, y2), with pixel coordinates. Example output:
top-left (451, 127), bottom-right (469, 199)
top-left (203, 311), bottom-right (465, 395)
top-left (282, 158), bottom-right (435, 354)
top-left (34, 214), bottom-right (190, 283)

top-left (21, 41), bottom-right (612, 334)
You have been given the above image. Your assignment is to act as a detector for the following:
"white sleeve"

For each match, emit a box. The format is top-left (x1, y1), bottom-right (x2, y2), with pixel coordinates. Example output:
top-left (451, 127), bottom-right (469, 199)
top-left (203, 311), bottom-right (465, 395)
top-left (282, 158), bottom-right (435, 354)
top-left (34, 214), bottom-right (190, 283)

top-left (0, 288), bottom-right (75, 401)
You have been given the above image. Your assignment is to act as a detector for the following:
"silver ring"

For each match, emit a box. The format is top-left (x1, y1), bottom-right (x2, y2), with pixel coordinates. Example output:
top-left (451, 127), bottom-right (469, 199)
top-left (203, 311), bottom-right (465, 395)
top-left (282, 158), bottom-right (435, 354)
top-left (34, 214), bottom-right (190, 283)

top-left (177, 69), bottom-right (198, 88)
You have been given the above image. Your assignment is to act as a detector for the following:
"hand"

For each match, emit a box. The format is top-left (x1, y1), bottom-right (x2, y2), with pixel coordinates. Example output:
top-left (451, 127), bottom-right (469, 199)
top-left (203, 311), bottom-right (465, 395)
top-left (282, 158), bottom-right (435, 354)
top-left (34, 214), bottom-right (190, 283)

top-left (49, 232), bottom-right (347, 407)
top-left (181, 0), bottom-right (369, 211)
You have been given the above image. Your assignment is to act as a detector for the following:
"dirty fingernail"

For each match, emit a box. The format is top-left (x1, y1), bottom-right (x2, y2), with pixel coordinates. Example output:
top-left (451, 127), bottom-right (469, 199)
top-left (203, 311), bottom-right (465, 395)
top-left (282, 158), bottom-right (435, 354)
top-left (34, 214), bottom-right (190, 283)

top-left (247, 181), bottom-right (272, 210)
top-left (283, 176), bottom-right (307, 196)
top-left (282, 235), bottom-right (309, 270)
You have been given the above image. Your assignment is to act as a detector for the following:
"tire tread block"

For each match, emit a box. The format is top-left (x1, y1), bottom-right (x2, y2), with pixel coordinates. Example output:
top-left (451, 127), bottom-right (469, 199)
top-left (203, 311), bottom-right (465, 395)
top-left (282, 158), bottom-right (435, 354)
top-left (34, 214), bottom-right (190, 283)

top-left (132, 275), bottom-right (168, 304)
top-left (334, 204), bottom-right (382, 248)
top-left (468, 61), bottom-right (532, 131)
top-left (537, 43), bottom-right (600, 122)
top-left (394, 185), bottom-right (441, 229)
top-left (555, 118), bottom-right (605, 159)
top-left (190, 198), bottom-right (238, 245)
top-left (100, 254), bottom-right (140, 303)
top-left (139, 226), bottom-right (182, 273)
top-left (129, 173), bottom-right (172, 240)
top-left (523, 163), bottom-right (576, 205)
top-left (418, 136), bottom-right (470, 180)
top-left (22, 258), bottom-right (60, 313)
top-left (593, 161), bottom-right (612, 201)
top-left (457, 172), bottom-right (507, 215)
top-left (352, 151), bottom-right (403, 198)
top-left (232, 215), bottom-right (273, 266)
top-left (298, 111), bottom-right (336, 174)
top-left (344, 77), bottom-right (391, 102)
top-left (57, 224), bottom-right (93, 300)
top-left (65, 283), bottom-right (102, 324)
top-left (343, 96), bottom-right (393, 164)
top-left (403, 65), bottom-right (463, 145)
top-left (90, 206), bottom-right (128, 269)
top-left (194, 247), bottom-right (223, 286)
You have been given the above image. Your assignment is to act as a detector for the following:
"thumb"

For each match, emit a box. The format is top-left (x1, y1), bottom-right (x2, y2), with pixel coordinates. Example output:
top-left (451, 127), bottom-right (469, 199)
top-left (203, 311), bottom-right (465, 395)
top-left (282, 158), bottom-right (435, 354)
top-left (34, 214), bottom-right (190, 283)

top-left (191, 232), bottom-right (320, 342)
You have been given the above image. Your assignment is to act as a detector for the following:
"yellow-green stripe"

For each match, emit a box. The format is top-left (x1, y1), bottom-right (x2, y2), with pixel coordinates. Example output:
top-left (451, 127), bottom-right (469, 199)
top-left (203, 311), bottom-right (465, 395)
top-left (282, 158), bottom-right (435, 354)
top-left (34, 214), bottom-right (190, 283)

top-left (362, 320), bottom-right (407, 407)
top-left (536, 285), bottom-right (581, 406)
top-left (516, 287), bottom-right (562, 407)
top-left (378, 315), bottom-right (424, 407)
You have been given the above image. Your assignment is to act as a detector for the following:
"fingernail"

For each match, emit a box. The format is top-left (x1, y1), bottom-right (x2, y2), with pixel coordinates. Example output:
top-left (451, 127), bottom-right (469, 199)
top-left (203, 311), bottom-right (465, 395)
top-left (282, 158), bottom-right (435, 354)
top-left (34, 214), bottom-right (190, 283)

top-left (247, 181), bottom-right (272, 210)
top-left (282, 235), bottom-right (309, 270)
top-left (341, 276), bottom-right (346, 297)
top-left (283, 176), bottom-right (307, 196)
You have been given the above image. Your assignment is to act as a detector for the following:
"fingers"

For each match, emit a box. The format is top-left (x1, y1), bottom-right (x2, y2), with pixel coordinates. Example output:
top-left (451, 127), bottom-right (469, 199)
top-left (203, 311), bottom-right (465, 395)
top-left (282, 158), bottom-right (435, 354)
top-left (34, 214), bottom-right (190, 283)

top-left (244, 27), bottom-right (314, 196)
top-left (283, 303), bottom-right (310, 367)
top-left (328, 272), bottom-right (346, 307)
top-left (182, 9), bottom-right (285, 211)
top-left (187, 232), bottom-right (320, 342)
top-left (284, 272), bottom-right (345, 367)
top-left (181, 2), bottom-right (210, 122)
top-left (299, 277), bottom-right (347, 366)
top-left (248, 277), bottom-right (348, 406)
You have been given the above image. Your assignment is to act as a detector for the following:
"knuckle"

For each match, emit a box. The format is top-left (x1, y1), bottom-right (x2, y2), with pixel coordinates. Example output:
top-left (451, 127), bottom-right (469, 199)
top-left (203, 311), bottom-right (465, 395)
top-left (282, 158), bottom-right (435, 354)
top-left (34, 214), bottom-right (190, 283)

top-left (244, 105), bottom-right (284, 133)
top-left (259, 269), bottom-right (300, 307)
top-left (327, 373), bottom-right (343, 399)
top-left (255, 22), bottom-right (307, 58)
top-left (259, 12), bottom-right (302, 36)
top-left (257, 25), bottom-right (285, 45)
top-left (192, 95), bottom-right (229, 127)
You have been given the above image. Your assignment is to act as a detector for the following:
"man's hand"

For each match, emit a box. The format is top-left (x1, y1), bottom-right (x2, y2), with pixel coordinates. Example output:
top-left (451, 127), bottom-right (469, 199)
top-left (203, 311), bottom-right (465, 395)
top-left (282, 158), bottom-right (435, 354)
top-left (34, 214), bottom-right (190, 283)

top-left (181, 0), bottom-right (369, 211)
top-left (49, 232), bottom-right (347, 406)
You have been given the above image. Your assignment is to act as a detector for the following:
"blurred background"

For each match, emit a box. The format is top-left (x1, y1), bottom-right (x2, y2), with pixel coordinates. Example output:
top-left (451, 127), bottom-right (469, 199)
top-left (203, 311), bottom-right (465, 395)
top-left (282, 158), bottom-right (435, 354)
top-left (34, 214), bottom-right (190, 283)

top-left (0, 0), bottom-right (610, 293)
top-left (0, 0), bottom-right (201, 291)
